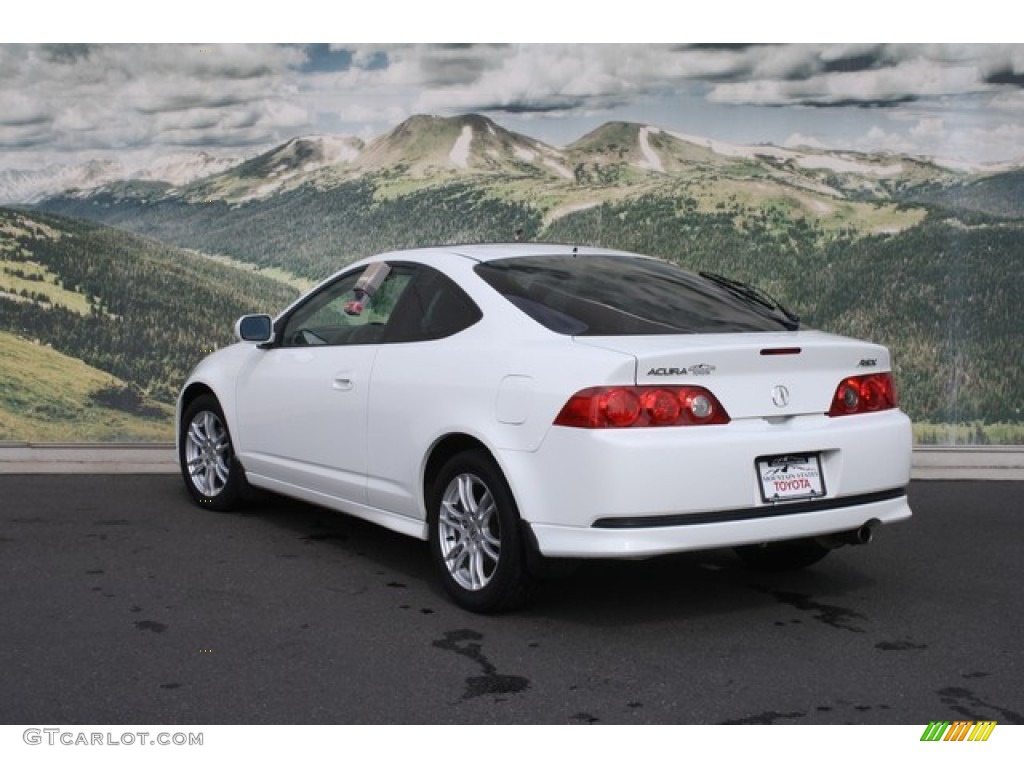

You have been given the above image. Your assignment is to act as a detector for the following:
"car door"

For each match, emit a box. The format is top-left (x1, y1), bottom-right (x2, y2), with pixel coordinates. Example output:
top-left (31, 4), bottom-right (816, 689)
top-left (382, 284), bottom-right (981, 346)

top-left (233, 264), bottom-right (415, 504)
top-left (366, 265), bottom-right (484, 520)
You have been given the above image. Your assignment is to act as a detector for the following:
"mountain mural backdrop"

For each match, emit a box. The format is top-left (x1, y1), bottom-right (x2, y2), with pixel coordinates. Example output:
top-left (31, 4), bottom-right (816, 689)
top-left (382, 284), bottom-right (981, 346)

top-left (3, 114), bottom-right (1023, 443)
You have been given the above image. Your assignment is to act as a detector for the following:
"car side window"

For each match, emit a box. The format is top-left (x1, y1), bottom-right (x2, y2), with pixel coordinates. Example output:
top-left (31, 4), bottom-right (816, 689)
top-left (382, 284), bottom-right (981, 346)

top-left (383, 265), bottom-right (483, 343)
top-left (279, 265), bottom-right (415, 347)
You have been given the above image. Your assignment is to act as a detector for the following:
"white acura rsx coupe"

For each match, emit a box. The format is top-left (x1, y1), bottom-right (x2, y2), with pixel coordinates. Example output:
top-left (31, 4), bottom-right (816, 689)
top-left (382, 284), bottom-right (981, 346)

top-left (177, 243), bottom-right (912, 612)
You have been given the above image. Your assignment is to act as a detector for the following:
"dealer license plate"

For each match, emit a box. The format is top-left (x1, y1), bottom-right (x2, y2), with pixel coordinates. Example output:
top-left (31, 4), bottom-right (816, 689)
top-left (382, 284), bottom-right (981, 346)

top-left (757, 454), bottom-right (825, 503)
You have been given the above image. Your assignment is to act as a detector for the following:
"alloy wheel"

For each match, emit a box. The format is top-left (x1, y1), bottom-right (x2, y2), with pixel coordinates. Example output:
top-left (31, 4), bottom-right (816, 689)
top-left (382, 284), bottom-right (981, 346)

top-left (438, 472), bottom-right (502, 591)
top-left (184, 409), bottom-right (232, 497)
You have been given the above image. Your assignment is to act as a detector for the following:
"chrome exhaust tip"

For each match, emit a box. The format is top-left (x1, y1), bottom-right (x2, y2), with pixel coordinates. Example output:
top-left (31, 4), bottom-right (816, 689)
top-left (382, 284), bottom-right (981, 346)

top-left (817, 518), bottom-right (880, 550)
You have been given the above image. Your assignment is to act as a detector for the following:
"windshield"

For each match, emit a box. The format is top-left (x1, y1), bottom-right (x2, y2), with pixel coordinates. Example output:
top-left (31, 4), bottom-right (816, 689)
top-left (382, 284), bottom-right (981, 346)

top-left (475, 253), bottom-right (800, 336)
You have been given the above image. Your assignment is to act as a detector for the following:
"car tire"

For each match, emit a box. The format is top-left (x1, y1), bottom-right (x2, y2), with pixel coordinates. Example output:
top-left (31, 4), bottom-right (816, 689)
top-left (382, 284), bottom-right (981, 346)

top-left (428, 450), bottom-right (536, 613)
top-left (179, 394), bottom-right (243, 511)
top-left (733, 538), bottom-right (831, 571)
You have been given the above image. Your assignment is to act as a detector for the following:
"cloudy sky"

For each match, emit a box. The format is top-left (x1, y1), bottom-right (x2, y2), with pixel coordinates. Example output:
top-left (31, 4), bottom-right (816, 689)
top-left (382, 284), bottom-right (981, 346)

top-left (2, 40), bottom-right (1023, 173)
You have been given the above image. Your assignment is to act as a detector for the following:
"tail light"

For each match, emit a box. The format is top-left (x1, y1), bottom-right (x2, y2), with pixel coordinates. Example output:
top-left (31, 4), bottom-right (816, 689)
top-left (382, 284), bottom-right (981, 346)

top-left (828, 373), bottom-right (897, 417)
top-left (555, 386), bottom-right (730, 428)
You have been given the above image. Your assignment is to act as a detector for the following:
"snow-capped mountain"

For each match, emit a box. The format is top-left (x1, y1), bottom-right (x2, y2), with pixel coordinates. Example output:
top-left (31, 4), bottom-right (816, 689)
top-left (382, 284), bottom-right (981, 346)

top-left (221, 135), bottom-right (364, 180)
top-left (0, 160), bottom-right (126, 204)
top-left (356, 113), bottom-right (571, 178)
top-left (561, 121), bottom-right (979, 199)
top-left (181, 115), bottom-right (575, 203)
top-left (0, 151), bottom-right (245, 204)
top-left (135, 151), bottom-right (245, 186)
top-left (186, 135), bottom-right (365, 202)
top-left (7, 113), bottom-right (1022, 209)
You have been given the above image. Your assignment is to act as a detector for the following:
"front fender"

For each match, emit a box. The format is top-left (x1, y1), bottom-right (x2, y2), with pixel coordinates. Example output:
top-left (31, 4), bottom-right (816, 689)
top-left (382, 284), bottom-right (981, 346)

top-left (175, 343), bottom-right (263, 455)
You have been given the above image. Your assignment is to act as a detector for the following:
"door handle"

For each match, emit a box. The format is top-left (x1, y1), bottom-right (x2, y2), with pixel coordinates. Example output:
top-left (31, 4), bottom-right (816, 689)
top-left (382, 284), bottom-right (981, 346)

top-left (332, 377), bottom-right (353, 391)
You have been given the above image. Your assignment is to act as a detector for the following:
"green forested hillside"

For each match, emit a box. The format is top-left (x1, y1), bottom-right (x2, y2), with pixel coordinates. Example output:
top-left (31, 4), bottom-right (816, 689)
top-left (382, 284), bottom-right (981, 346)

top-left (39, 180), bottom-right (544, 281)
top-left (906, 169), bottom-right (1024, 219)
top-left (1, 208), bottom-right (298, 416)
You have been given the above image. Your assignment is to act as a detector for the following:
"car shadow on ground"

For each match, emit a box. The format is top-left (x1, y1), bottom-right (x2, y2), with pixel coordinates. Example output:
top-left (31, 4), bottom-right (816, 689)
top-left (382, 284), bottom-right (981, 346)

top-left (205, 482), bottom-right (882, 627)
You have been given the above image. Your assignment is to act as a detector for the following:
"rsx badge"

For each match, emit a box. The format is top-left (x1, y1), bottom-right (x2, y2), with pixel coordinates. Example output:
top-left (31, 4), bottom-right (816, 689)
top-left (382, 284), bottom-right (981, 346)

top-left (647, 364), bottom-right (716, 376)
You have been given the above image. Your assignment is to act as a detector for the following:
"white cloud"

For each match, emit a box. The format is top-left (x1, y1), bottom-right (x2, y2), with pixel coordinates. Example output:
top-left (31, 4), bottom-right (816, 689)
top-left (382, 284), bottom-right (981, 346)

top-left (0, 44), bottom-right (310, 157)
top-left (0, 91), bottom-right (49, 127)
top-left (989, 90), bottom-right (1024, 113)
top-left (709, 56), bottom-right (990, 107)
top-left (909, 118), bottom-right (947, 141)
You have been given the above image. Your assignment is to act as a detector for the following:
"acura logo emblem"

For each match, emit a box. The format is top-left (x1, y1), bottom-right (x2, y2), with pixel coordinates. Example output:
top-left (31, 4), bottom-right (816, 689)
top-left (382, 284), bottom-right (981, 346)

top-left (771, 385), bottom-right (790, 408)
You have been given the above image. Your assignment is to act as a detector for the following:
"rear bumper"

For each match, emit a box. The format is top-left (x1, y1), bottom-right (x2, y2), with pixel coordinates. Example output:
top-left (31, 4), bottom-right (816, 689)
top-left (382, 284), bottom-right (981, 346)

top-left (528, 490), bottom-right (910, 558)
top-left (498, 409), bottom-right (913, 558)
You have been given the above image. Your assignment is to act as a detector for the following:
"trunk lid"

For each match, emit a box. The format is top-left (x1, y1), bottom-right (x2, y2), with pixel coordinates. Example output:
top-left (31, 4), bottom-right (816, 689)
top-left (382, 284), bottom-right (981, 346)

top-left (575, 330), bottom-right (891, 419)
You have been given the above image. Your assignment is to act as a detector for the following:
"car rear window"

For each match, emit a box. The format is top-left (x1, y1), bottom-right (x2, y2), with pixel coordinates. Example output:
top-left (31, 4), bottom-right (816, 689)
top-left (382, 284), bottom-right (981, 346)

top-left (474, 254), bottom-right (798, 335)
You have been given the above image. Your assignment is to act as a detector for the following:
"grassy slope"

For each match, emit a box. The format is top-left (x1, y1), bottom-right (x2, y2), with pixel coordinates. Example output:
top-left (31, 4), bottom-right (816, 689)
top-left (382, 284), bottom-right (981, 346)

top-left (0, 331), bottom-right (173, 442)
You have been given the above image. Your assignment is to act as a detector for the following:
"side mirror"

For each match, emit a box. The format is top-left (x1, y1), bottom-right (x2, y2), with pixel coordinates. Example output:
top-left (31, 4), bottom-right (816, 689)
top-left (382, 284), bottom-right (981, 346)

top-left (236, 314), bottom-right (274, 343)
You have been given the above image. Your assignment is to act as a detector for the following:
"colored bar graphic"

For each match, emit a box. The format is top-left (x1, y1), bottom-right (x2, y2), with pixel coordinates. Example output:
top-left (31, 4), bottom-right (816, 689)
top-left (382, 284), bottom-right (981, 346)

top-left (921, 721), bottom-right (950, 741)
top-left (920, 720), bottom-right (996, 742)
top-left (944, 721), bottom-right (973, 741)
top-left (968, 721), bottom-right (997, 741)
